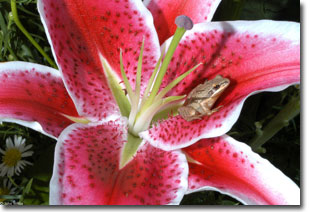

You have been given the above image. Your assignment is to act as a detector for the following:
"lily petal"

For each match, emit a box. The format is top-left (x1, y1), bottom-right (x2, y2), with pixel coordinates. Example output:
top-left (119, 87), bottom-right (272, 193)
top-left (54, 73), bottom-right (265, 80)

top-left (145, 0), bottom-right (222, 44)
top-left (38, 0), bottom-right (160, 121)
top-left (141, 20), bottom-right (300, 151)
top-left (183, 135), bottom-right (300, 205)
top-left (50, 120), bottom-right (188, 205)
top-left (0, 61), bottom-right (78, 138)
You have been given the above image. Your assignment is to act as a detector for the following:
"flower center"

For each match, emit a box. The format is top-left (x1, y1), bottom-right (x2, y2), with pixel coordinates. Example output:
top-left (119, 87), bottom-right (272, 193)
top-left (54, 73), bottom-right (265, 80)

top-left (2, 148), bottom-right (22, 167)
top-left (121, 16), bottom-right (199, 136)
top-left (101, 16), bottom-right (199, 169)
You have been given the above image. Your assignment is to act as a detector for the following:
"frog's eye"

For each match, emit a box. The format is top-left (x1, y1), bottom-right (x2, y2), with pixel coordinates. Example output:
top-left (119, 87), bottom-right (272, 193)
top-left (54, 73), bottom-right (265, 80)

top-left (213, 84), bottom-right (220, 89)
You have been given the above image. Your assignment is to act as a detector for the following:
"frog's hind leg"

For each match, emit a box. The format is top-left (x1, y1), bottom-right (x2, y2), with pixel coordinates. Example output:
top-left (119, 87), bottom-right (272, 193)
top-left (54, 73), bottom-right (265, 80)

top-left (207, 105), bottom-right (224, 115)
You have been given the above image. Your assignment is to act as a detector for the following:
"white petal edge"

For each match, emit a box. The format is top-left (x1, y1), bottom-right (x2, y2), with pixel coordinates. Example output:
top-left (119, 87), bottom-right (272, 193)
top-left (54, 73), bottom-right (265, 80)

top-left (206, 0), bottom-right (222, 22)
top-left (1, 119), bottom-right (56, 140)
top-left (163, 20), bottom-right (300, 48)
top-left (167, 149), bottom-right (189, 205)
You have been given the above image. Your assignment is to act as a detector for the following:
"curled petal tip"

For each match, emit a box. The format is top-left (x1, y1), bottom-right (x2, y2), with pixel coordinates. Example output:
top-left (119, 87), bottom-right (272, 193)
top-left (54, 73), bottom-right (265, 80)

top-left (175, 15), bottom-right (193, 30)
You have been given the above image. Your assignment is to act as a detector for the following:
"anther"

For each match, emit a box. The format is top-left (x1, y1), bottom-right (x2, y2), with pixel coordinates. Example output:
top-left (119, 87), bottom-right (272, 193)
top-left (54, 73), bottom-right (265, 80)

top-left (175, 15), bottom-right (194, 30)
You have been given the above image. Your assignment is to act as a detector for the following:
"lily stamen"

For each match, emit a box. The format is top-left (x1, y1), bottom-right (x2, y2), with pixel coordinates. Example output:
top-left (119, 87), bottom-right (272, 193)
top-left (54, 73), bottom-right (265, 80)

top-left (120, 15), bottom-right (199, 136)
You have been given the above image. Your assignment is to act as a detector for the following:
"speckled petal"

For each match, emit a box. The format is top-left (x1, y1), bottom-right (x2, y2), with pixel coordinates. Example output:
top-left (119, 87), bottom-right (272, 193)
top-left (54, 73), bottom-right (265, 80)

top-left (145, 0), bottom-right (221, 44)
top-left (38, 0), bottom-right (160, 121)
top-left (0, 62), bottom-right (78, 138)
top-left (140, 20), bottom-right (300, 151)
top-left (50, 120), bottom-right (188, 205)
top-left (183, 135), bottom-right (300, 205)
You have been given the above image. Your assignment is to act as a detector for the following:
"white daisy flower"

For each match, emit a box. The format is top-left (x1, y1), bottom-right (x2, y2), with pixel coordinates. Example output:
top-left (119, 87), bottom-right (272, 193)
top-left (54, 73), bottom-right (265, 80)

top-left (0, 135), bottom-right (33, 177)
top-left (0, 178), bottom-right (17, 202)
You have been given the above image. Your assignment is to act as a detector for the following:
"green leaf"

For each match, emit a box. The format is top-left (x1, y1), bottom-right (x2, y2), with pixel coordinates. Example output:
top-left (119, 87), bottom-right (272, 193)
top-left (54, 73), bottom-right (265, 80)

top-left (101, 56), bottom-right (131, 117)
top-left (23, 178), bottom-right (33, 194)
top-left (119, 133), bottom-right (142, 169)
top-left (0, 195), bottom-right (22, 200)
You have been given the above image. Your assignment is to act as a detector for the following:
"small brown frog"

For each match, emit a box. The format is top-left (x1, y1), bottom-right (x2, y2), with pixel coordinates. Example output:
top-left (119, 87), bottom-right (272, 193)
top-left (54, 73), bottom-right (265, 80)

top-left (178, 75), bottom-right (230, 121)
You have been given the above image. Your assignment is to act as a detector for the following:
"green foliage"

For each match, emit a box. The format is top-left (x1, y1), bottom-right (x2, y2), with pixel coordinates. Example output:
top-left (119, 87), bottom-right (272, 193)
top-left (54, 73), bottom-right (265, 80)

top-left (0, 0), bottom-right (54, 65)
top-left (213, 0), bottom-right (300, 21)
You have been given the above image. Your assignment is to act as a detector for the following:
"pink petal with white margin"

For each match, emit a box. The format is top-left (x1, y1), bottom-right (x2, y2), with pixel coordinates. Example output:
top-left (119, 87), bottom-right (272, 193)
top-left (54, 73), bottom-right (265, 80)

top-left (182, 135), bottom-right (300, 205)
top-left (140, 20), bottom-right (300, 151)
top-left (50, 119), bottom-right (188, 205)
top-left (0, 61), bottom-right (78, 138)
top-left (145, 0), bottom-right (222, 44)
top-left (38, 0), bottom-right (160, 121)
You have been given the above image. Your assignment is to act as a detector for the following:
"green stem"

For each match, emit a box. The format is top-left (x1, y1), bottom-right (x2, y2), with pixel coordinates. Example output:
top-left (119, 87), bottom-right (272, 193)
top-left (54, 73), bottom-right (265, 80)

top-left (0, 195), bottom-right (22, 200)
top-left (119, 49), bottom-right (134, 102)
top-left (10, 0), bottom-right (57, 68)
top-left (8, 176), bottom-right (19, 188)
top-left (135, 38), bottom-right (145, 98)
top-left (154, 63), bottom-right (202, 101)
top-left (0, 131), bottom-right (22, 134)
top-left (139, 27), bottom-right (186, 116)
top-left (141, 53), bottom-right (163, 104)
top-left (7, 45), bottom-right (18, 60)
top-left (249, 95), bottom-right (300, 151)
top-left (146, 26), bottom-right (186, 104)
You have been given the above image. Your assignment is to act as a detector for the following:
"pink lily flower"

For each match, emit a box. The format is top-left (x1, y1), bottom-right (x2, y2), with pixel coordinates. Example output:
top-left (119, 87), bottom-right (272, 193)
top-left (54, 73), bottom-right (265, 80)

top-left (0, 0), bottom-right (300, 205)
